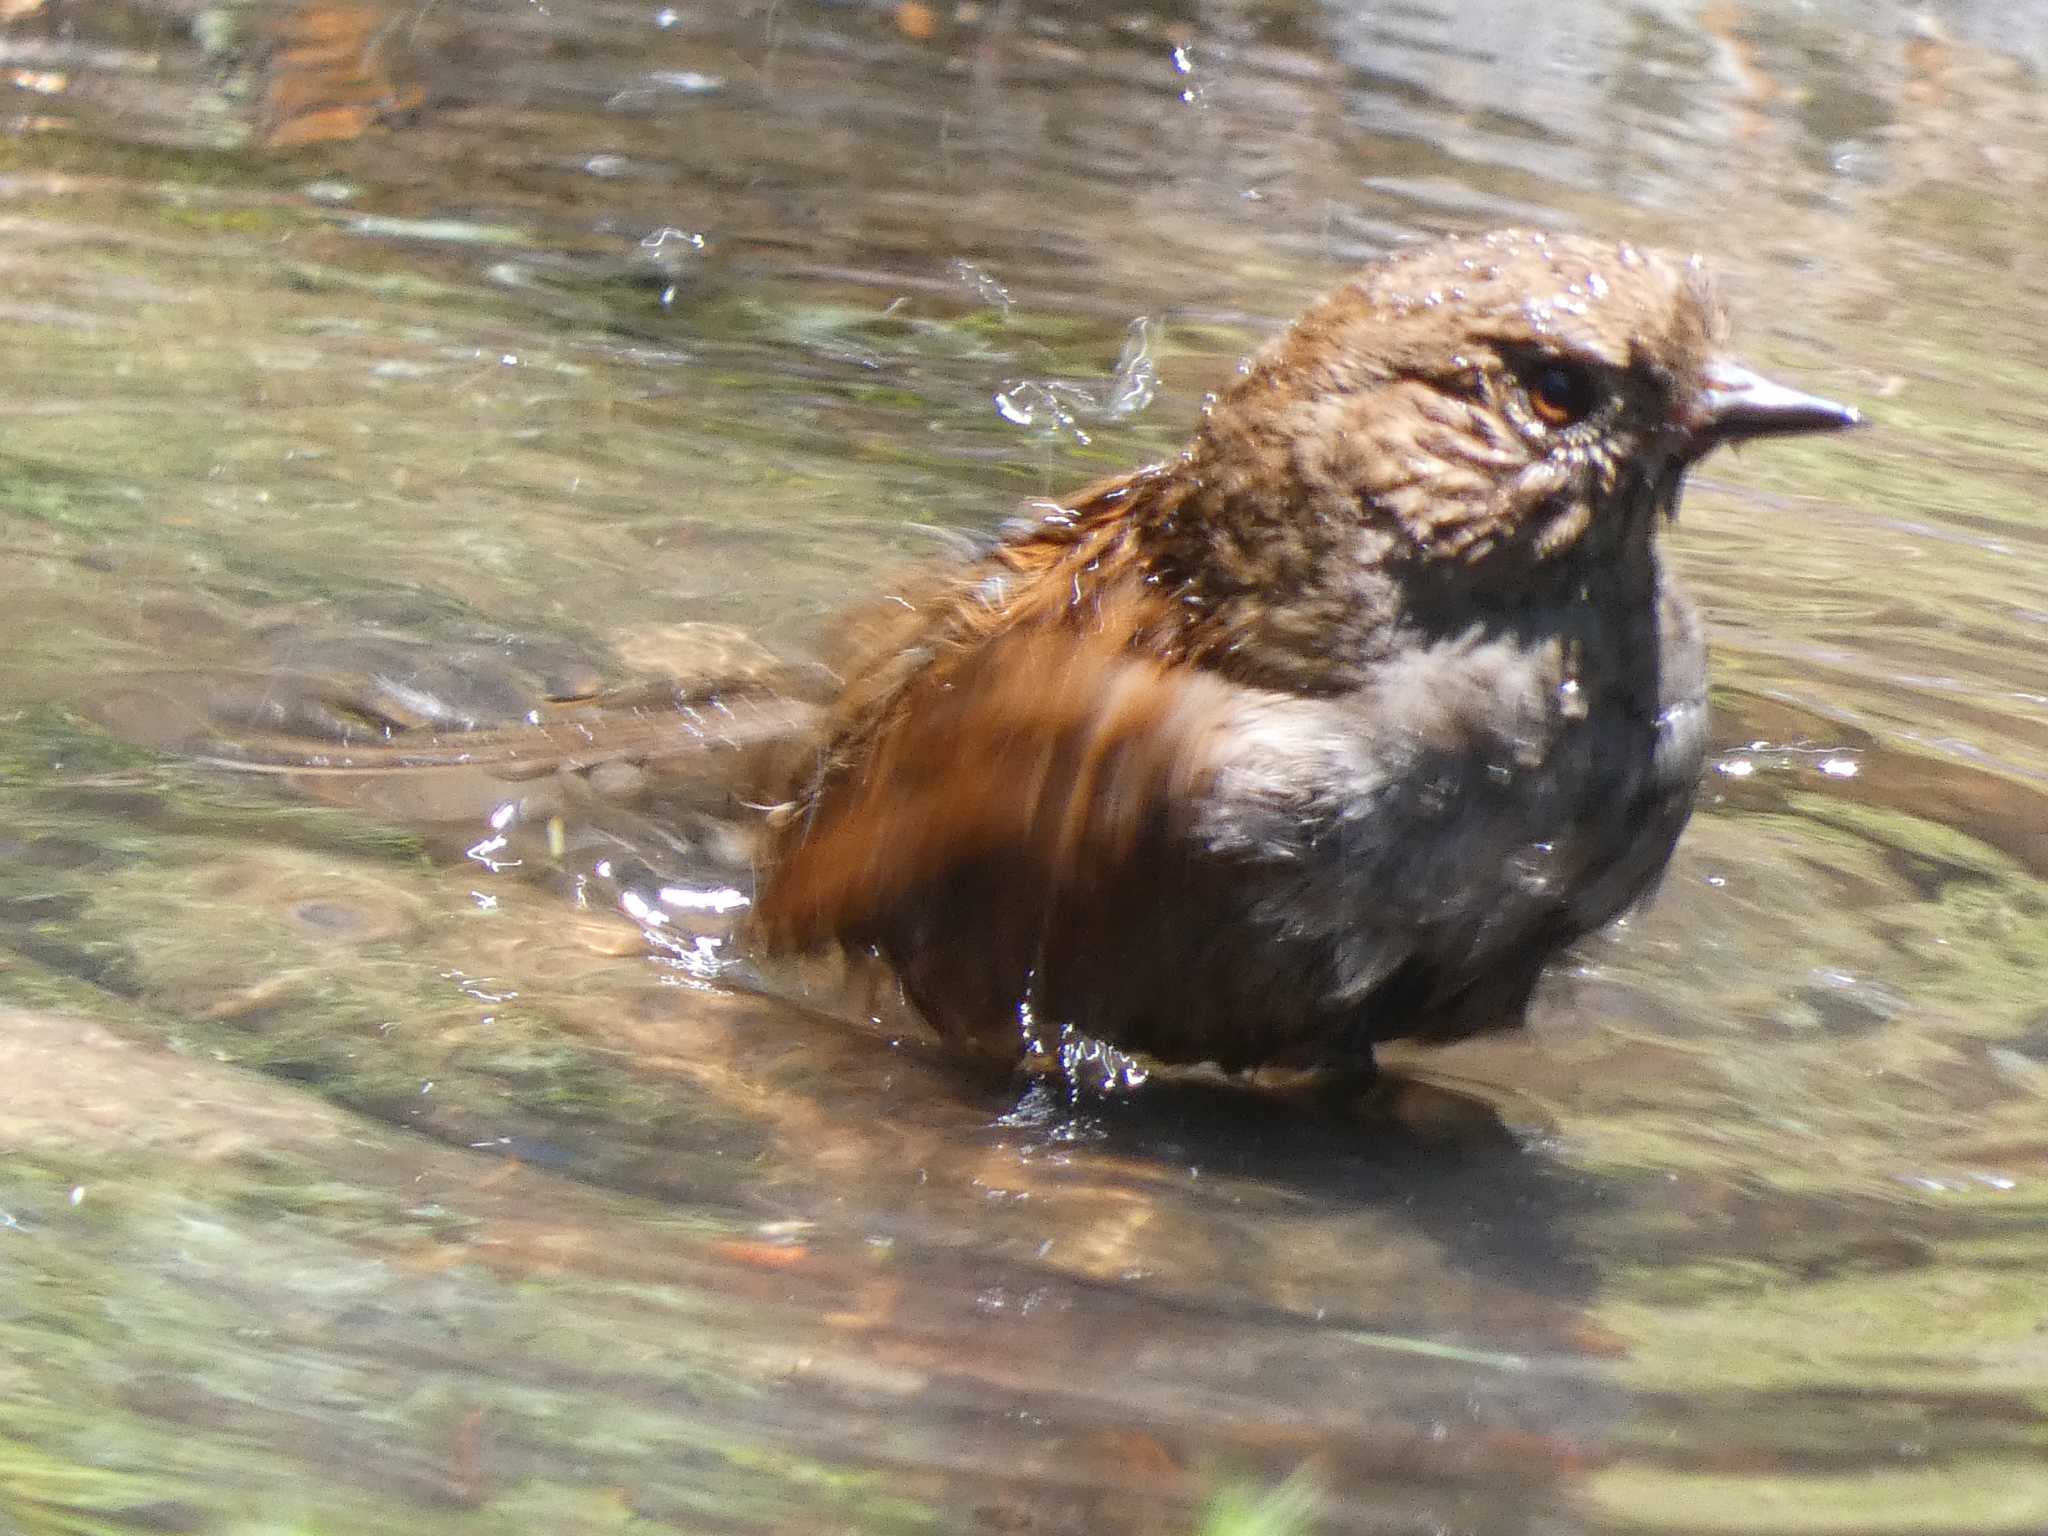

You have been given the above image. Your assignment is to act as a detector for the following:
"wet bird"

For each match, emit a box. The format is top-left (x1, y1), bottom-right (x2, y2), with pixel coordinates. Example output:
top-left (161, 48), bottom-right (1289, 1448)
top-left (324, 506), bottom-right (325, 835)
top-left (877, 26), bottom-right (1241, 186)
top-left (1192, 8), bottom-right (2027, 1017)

top-left (755, 229), bottom-right (1860, 1078)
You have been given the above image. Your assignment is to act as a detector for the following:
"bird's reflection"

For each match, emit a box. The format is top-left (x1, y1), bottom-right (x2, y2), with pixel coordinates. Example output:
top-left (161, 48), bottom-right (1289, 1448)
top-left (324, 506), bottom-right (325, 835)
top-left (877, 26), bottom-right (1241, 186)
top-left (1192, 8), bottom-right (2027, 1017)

top-left (1030, 1068), bottom-right (1605, 1303)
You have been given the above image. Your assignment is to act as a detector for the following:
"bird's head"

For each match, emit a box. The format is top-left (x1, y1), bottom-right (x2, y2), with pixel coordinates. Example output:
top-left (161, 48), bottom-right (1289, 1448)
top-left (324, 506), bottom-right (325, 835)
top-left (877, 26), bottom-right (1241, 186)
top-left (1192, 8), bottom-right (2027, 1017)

top-left (1185, 229), bottom-right (1860, 575)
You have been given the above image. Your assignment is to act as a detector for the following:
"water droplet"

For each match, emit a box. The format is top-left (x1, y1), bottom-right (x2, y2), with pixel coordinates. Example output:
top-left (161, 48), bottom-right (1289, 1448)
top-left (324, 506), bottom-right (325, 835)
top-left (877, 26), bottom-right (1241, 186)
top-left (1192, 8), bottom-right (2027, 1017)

top-left (950, 258), bottom-right (1012, 313)
top-left (1105, 317), bottom-right (1158, 418)
top-left (640, 225), bottom-right (704, 252)
top-left (647, 69), bottom-right (723, 93)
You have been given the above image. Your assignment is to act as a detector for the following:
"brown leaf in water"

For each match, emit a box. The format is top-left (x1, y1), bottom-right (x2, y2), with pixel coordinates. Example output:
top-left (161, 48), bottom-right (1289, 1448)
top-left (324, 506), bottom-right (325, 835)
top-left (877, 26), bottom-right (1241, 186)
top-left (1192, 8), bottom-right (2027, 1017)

top-left (260, 2), bottom-right (424, 150)
top-left (1066, 1428), bottom-right (1184, 1488)
top-left (710, 1237), bottom-right (810, 1271)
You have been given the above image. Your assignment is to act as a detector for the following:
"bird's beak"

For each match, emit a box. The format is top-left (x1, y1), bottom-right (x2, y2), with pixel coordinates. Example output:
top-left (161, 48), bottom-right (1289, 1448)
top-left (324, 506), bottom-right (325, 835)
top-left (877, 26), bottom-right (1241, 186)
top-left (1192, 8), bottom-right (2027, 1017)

top-left (1684, 358), bottom-right (1863, 450)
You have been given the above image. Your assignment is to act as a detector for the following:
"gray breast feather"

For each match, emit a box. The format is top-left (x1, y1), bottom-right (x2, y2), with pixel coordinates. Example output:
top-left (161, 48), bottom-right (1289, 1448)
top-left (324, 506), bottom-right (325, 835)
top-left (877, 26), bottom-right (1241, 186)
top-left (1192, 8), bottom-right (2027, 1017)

top-left (1187, 618), bottom-right (1703, 1015)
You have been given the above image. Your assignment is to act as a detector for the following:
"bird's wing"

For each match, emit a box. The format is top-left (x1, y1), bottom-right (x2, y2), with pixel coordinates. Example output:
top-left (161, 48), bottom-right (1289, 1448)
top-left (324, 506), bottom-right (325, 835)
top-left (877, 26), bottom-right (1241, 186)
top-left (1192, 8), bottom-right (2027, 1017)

top-left (755, 621), bottom-right (1248, 949)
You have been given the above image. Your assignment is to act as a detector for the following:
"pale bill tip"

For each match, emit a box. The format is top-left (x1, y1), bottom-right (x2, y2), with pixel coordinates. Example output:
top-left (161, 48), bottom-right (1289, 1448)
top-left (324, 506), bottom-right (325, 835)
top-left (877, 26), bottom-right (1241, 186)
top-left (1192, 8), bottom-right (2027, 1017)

top-left (1698, 359), bottom-right (1863, 440)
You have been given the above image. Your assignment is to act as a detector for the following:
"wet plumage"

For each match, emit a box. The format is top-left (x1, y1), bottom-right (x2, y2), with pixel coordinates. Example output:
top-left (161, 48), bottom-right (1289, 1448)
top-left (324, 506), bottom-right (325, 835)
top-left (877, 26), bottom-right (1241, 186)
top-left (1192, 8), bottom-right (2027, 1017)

top-left (756, 229), bottom-right (1859, 1074)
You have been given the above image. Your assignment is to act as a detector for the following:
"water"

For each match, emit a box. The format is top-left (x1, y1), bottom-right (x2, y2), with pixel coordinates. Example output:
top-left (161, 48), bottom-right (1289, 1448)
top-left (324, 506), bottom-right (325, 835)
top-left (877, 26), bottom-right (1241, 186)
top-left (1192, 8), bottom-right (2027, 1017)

top-left (2, 2), bottom-right (2046, 1532)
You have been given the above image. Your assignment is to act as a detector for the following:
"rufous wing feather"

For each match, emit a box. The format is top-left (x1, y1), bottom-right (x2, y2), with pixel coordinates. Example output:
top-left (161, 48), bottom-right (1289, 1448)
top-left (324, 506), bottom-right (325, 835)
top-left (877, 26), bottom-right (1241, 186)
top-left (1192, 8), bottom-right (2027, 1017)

top-left (757, 621), bottom-right (1241, 949)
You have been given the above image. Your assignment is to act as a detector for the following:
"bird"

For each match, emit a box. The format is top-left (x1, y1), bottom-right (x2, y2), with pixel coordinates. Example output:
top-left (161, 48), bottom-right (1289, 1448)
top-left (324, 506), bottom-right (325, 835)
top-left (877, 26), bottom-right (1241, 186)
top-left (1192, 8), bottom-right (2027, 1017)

top-left (753, 228), bottom-right (1861, 1080)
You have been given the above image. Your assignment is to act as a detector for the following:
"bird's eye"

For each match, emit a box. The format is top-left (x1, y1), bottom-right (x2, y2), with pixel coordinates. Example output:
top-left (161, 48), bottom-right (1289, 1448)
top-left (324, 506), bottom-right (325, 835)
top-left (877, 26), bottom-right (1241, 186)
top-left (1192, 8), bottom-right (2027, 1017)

top-left (1527, 360), bottom-right (1602, 428)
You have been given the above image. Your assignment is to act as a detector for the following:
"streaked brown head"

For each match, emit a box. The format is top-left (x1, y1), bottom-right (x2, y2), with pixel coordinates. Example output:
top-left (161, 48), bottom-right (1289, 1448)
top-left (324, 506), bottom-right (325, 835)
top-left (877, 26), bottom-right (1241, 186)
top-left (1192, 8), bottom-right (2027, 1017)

top-left (1128, 228), bottom-right (1858, 691)
top-left (1190, 228), bottom-right (1856, 563)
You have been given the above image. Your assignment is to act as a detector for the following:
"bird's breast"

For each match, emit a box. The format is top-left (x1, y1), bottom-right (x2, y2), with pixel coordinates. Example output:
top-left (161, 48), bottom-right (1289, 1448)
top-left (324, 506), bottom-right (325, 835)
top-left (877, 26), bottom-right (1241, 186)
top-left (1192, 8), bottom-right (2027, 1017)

top-left (1192, 577), bottom-right (1707, 1005)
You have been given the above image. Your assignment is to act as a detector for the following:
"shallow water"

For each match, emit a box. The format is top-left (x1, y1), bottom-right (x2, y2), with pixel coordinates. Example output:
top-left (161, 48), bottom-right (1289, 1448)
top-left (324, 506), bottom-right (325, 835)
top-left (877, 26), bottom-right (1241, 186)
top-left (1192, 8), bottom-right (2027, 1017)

top-left (2, 2), bottom-right (2047, 1532)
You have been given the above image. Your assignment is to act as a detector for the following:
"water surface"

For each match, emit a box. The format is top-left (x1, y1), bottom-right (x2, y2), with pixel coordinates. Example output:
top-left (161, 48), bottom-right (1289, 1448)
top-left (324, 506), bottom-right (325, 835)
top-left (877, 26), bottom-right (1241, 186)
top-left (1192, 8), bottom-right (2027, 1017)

top-left (2, 2), bottom-right (2047, 1532)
